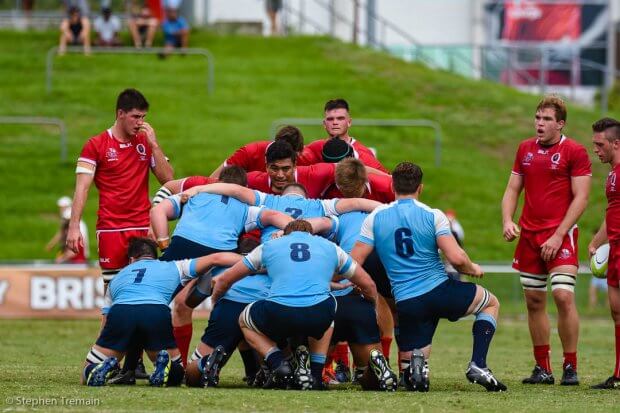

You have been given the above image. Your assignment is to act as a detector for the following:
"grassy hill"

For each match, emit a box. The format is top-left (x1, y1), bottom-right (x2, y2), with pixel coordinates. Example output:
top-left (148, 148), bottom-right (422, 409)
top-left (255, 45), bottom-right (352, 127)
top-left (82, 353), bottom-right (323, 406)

top-left (0, 30), bottom-right (613, 260)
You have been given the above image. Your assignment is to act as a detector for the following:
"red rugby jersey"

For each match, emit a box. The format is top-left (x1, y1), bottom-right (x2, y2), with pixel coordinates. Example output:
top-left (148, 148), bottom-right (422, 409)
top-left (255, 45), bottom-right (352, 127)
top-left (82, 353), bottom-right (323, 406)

top-left (606, 163), bottom-right (620, 241)
top-left (248, 163), bottom-right (336, 199)
top-left (300, 138), bottom-right (388, 172)
top-left (321, 173), bottom-right (395, 203)
top-left (512, 136), bottom-right (591, 231)
top-left (180, 175), bottom-right (217, 191)
top-left (224, 141), bottom-right (272, 172)
top-left (78, 129), bottom-right (153, 230)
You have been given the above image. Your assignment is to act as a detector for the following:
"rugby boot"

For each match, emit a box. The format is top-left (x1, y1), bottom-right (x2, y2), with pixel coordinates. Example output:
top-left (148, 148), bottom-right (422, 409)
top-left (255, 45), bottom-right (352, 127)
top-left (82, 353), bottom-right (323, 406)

top-left (591, 376), bottom-right (620, 389)
top-left (408, 349), bottom-right (429, 392)
top-left (560, 364), bottom-right (579, 386)
top-left (252, 365), bottom-right (269, 388)
top-left (86, 357), bottom-right (119, 386)
top-left (107, 369), bottom-right (136, 385)
top-left (134, 357), bottom-right (150, 379)
top-left (465, 361), bottom-right (507, 392)
top-left (522, 365), bottom-right (554, 384)
top-left (263, 360), bottom-right (293, 389)
top-left (369, 349), bottom-right (398, 391)
top-left (334, 360), bottom-right (351, 384)
top-left (149, 350), bottom-right (171, 387)
top-left (293, 345), bottom-right (314, 390)
top-left (202, 345), bottom-right (226, 388)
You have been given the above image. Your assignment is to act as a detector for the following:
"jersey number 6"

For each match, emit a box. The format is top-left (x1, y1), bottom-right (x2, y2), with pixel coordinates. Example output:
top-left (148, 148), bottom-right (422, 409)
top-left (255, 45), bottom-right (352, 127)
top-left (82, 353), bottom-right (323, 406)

top-left (394, 228), bottom-right (414, 258)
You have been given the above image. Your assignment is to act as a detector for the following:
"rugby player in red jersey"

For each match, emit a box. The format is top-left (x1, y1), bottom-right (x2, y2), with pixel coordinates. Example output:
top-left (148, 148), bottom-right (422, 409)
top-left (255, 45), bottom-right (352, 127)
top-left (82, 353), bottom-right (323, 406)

top-left (501, 96), bottom-right (591, 386)
top-left (588, 118), bottom-right (620, 389)
top-left (301, 99), bottom-right (389, 173)
top-left (209, 125), bottom-right (305, 177)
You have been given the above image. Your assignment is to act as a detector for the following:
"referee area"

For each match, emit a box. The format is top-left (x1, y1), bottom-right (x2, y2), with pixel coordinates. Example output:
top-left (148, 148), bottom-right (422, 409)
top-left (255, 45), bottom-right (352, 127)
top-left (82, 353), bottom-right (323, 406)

top-left (0, 29), bottom-right (618, 411)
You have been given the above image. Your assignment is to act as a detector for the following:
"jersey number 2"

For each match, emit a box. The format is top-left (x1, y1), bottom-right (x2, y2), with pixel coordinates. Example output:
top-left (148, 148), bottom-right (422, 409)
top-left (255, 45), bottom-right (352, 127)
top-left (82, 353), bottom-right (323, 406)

top-left (290, 243), bottom-right (310, 262)
top-left (394, 228), bottom-right (414, 258)
top-left (132, 268), bottom-right (147, 283)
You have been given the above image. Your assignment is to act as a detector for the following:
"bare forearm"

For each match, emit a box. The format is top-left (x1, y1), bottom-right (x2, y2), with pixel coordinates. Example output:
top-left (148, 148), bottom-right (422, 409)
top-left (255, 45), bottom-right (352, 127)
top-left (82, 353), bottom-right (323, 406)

top-left (501, 188), bottom-right (519, 224)
top-left (152, 146), bottom-right (174, 184)
top-left (69, 182), bottom-right (89, 229)
top-left (591, 219), bottom-right (608, 248)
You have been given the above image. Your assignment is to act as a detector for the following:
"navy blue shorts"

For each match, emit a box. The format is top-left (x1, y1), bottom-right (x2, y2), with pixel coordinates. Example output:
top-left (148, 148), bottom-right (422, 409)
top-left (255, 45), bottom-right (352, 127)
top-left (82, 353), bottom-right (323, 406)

top-left (332, 292), bottom-right (380, 344)
top-left (396, 279), bottom-right (477, 351)
top-left (201, 299), bottom-right (248, 355)
top-left (248, 297), bottom-right (336, 342)
top-left (96, 304), bottom-right (177, 352)
top-left (363, 250), bottom-right (392, 298)
top-left (160, 236), bottom-right (229, 261)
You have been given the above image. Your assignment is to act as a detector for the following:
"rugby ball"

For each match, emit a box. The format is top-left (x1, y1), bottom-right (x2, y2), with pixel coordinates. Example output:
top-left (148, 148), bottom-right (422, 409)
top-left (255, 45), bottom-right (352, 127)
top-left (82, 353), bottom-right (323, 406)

top-left (590, 243), bottom-right (610, 279)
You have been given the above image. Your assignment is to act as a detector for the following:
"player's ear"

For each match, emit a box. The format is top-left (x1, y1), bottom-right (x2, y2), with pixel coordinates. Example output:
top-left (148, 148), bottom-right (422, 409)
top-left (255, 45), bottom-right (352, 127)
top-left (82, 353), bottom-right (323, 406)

top-left (417, 183), bottom-right (424, 196)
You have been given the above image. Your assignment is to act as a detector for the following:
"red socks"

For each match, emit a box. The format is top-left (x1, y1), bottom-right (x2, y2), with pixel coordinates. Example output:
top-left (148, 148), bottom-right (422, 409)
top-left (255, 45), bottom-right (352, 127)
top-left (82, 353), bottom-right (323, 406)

top-left (563, 352), bottom-right (577, 370)
top-left (380, 336), bottom-right (392, 360)
top-left (333, 343), bottom-right (350, 367)
top-left (614, 324), bottom-right (620, 378)
top-left (173, 323), bottom-right (193, 367)
top-left (534, 344), bottom-right (551, 372)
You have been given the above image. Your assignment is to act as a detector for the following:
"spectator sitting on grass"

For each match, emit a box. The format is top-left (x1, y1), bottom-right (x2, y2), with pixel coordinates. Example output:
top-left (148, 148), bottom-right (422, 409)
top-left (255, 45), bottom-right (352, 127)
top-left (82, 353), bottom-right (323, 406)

top-left (94, 7), bottom-right (121, 47)
top-left (59, 6), bottom-right (91, 55)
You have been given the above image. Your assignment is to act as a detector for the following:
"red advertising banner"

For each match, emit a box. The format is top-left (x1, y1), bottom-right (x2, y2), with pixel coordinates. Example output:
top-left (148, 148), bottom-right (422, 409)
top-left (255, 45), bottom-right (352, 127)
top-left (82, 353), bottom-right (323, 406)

top-left (0, 266), bottom-right (210, 319)
top-left (503, 1), bottom-right (581, 42)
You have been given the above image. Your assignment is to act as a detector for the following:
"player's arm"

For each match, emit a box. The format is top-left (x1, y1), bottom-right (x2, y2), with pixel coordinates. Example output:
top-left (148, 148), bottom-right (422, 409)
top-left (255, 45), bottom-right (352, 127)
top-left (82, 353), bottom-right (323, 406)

top-left (67, 167), bottom-right (94, 254)
top-left (149, 197), bottom-right (179, 249)
top-left (588, 218), bottom-right (608, 256)
top-left (306, 216), bottom-right (335, 235)
top-left (333, 198), bottom-right (381, 214)
top-left (364, 165), bottom-right (390, 177)
top-left (192, 252), bottom-right (243, 275)
top-left (258, 208), bottom-right (294, 229)
top-left (210, 162), bottom-right (225, 178)
top-left (437, 234), bottom-right (483, 277)
top-left (141, 122), bottom-right (174, 184)
top-left (335, 246), bottom-right (378, 305)
top-left (182, 183), bottom-right (257, 205)
top-left (211, 247), bottom-right (263, 302)
top-left (540, 175), bottom-right (590, 262)
top-left (501, 173), bottom-right (524, 242)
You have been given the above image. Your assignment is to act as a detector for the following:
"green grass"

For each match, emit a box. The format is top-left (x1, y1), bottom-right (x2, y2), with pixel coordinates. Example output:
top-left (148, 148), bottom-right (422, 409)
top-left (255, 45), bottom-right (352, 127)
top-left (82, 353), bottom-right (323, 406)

top-left (0, 316), bottom-right (617, 412)
top-left (0, 30), bottom-right (615, 261)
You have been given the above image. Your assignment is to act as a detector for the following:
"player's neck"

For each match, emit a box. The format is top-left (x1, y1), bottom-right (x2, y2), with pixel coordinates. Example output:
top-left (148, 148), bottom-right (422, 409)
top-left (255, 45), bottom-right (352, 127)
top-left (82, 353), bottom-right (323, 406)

top-left (331, 134), bottom-right (352, 144)
top-left (395, 194), bottom-right (418, 201)
top-left (612, 154), bottom-right (620, 168)
top-left (540, 133), bottom-right (562, 146)
top-left (111, 123), bottom-right (132, 143)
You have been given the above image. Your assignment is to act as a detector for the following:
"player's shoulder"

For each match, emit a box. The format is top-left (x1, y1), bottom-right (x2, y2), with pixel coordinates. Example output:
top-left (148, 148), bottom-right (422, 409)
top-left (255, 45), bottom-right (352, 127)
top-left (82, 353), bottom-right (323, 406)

top-left (306, 139), bottom-right (327, 150)
top-left (85, 129), bottom-right (111, 146)
top-left (244, 140), bottom-right (271, 151)
top-left (518, 137), bottom-right (538, 149)
top-left (560, 136), bottom-right (588, 152)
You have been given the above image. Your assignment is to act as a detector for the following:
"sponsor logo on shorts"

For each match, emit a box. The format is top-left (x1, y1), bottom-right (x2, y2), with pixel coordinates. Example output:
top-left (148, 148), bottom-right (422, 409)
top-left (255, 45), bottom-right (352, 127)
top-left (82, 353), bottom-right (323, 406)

top-left (559, 248), bottom-right (571, 259)
top-left (99, 257), bottom-right (110, 263)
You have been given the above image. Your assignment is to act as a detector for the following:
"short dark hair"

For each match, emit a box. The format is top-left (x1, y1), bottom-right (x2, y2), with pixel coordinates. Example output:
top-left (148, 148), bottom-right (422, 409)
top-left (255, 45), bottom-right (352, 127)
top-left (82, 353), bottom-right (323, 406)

top-left (283, 219), bottom-right (313, 235)
top-left (238, 237), bottom-right (260, 255)
top-left (116, 88), bottom-right (149, 113)
top-left (282, 183), bottom-right (307, 197)
top-left (275, 125), bottom-right (304, 153)
top-left (266, 140), bottom-right (296, 164)
top-left (324, 98), bottom-right (349, 113)
top-left (592, 117), bottom-right (620, 142)
top-left (322, 138), bottom-right (353, 163)
top-left (127, 237), bottom-right (158, 259)
top-left (392, 162), bottom-right (423, 195)
top-left (219, 165), bottom-right (247, 186)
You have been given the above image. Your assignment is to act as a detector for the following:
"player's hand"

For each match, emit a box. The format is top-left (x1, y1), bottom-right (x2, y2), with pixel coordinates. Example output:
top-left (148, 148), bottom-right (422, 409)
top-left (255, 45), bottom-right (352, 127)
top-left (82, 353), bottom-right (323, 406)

top-left (467, 263), bottom-right (484, 278)
top-left (271, 230), bottom-right (284, 240)
top-left (587, 242), bottom-right (598, 257)
top-left (503, 221), bottom-right (520, 242)
top-left (540, 233), bottom-right (563, 262)
top-left (140, 122), bottom-right (158, 147)
top-left (180, 187), bottom-right (199, 201)
top-left (210, 276), bottom-right (230, 304)
top-left (330, 281), bottom-right (353, 291)
top-left (65, 225), bottom-right (83, 254)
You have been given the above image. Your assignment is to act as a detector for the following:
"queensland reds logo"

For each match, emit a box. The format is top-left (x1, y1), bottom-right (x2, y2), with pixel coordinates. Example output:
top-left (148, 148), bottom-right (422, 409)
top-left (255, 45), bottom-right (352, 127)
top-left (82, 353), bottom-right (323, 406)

top-left (136, 143), bottom-right (147, 161)
top-left (550, 153), bottom-right (561, 169)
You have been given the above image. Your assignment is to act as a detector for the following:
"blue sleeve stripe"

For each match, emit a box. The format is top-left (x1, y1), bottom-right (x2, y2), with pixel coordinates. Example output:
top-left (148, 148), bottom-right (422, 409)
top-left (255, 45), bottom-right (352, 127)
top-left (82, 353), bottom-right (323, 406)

top-left (436, 229), bottom-right (451, 237)
top-left (256, 207), bottom-right (265, 229)
top-left (253, 191), bottom-right (261, 206)
top-left (189, 259), bottom-right (197, 276)
top-left (338, 256), bottom-right (353, 275)
top-left (358, 235), bottom-right (374, 246)
top-left (171, 198), bottom-right (181, 217)
top-left (242, 256), bottom-right (257, 272)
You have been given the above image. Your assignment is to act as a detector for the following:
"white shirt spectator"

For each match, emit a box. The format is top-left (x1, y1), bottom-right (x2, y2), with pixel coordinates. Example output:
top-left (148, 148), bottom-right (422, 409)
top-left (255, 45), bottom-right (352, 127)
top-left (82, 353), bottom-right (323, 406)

top-left (94, 14), bottom-right (121, 43)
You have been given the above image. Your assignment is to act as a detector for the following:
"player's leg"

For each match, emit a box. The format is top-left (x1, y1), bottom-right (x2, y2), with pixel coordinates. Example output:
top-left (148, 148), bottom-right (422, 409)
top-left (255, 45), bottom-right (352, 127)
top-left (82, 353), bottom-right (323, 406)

top-left (592, 241), bottom-right (620, 389)
top-left (237, 340), bottom-right (261, 385)
top-left (307, 327), bottom-right (333, 390)
top-left (171, 280), bottom-right (196, 367)
top-left (549, 264), bottom-right (579, 385)
top-left (82, 345), bottom-right (122, 386)
top-left (462, 283), bottom-right (506, 391)
top-left (377, 295), bottom-right (394, 361)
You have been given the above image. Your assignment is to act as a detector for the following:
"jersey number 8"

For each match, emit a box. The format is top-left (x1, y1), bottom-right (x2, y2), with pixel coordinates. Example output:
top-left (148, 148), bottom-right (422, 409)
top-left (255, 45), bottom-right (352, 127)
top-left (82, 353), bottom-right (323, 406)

top-left (290, 243), bottom-right (311, 262)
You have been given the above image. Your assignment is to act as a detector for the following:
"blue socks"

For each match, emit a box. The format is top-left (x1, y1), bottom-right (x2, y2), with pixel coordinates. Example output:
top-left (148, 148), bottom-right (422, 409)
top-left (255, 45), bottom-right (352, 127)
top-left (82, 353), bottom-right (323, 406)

top-left (471, 313), bottom-right (497, 368)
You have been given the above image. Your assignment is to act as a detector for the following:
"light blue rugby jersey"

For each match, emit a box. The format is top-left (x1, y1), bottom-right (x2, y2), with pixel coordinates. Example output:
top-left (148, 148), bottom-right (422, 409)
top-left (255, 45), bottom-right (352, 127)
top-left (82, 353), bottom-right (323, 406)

top-left (254, 191), bottom-right (339, 243)
top-left (168, 193), bottom-right (264, 250)
top-left (209, 265), bottom-right (271, 304)
top-left (109, 258), bottom-right (197, 306)
top-left (358, 198), bottom-right (451, 302)
top-left (328, 211), bottom-right (369, 297)
top-left (242, 231), bottom-right (355, 307)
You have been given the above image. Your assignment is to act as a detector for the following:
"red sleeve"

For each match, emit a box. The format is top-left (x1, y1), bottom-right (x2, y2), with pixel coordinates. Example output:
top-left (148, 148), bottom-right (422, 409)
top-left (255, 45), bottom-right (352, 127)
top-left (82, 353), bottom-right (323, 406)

top-left (78, 137), bottom-right (100, 166)
top-left (512, 142), bottom-right (525, 175)
top-left (355, 146), bottom-right (389, 173)
top-left (299, 140), bottom-right (324, 165)
top-left (309, 163), bottom-right (336, 191)
top-left (181, 176), bottom-right (216, 191)
top-left (247, 171), bottom-right (270, 192)
top-left (225, 144), bottom-right (256, 170)
top-left (368, 174), bottom-right (395, 203)
top-left (570, 143), bottom-right (592, 177)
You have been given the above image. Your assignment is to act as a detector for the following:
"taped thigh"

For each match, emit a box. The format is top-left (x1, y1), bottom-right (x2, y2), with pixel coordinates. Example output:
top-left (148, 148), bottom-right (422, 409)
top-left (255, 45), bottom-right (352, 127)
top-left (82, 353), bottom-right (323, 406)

top-left (520, 272), bottom-right (547, 291)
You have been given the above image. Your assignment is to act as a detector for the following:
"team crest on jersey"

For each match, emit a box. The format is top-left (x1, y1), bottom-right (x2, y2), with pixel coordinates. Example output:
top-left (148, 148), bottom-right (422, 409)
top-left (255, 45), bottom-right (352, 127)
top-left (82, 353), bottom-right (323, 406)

top-left (559, 248), bottom-right (571, 259)
top-left (550, 153), bottom-right (561, 169)
top-left (610, 172), bottom-right (617, 192)
top-left (136, 143), bottom-right (147, 160)
top-left (523, 152), bottom-right (533, 165)
top-left (105, 148), bottom-right (118, 162)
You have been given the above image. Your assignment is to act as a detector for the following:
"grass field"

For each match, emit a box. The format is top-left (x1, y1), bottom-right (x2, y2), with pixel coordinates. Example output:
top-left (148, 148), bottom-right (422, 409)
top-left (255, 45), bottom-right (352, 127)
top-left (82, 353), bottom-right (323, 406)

top-left (1, 315), bottom-right (617, 413)
top-left (0, 29), bottom-right (616, 261)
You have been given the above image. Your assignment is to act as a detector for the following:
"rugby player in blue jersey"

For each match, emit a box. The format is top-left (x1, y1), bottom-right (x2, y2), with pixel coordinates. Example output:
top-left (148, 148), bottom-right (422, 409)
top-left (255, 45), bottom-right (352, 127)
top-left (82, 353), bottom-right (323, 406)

top-left (350, 162), bottom-right (506, 392)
